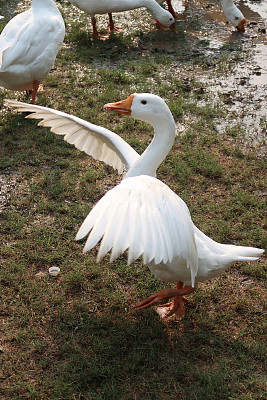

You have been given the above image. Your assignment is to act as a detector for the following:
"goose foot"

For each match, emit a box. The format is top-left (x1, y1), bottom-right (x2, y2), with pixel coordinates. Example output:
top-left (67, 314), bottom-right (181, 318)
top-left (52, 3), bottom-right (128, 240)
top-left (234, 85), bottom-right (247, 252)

top-left (134, 282), bottom-right (194, 319)
top-left (156, 297), bottom-right (186, 319)
top-left (91, 17), bottom-right (110, 40)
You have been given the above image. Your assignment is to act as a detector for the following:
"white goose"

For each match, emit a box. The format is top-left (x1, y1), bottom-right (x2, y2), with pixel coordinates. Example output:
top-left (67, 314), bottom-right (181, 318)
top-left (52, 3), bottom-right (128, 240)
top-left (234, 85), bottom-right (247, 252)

top-left (5, 94), bottom-right (264, 318)
top-left (0, 0), bottom-right (65, 104)
top-left (68, 0), bottom-right (176, 39)
top-left (157, 1), bottom-right (246, 31)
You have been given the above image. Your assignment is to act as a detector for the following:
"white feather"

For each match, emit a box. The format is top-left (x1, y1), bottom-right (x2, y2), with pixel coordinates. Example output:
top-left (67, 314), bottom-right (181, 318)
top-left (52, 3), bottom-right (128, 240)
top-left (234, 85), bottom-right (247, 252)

top-left (4, 99), bottom-right (139, 174)
top-left (0, 0), bottom-right (65, 94)
top-left (76, 175), bottom-right (199, 284)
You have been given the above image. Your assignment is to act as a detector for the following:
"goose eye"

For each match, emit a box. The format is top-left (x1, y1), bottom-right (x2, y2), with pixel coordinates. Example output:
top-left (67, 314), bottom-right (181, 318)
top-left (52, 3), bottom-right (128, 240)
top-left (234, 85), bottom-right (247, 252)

top-left (141, 100), bottom-right (147, 105)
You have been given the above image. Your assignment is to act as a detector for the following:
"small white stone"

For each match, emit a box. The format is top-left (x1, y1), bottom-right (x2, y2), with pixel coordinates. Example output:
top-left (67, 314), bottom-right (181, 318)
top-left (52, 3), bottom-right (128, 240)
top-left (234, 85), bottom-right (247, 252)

top-left (48, 267), bottom-right (60, 276)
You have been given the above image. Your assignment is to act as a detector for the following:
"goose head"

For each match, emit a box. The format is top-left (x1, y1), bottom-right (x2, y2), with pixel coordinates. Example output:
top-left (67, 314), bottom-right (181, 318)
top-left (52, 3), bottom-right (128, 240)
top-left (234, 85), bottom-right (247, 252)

top-left (221, 0), bottom-right (246, 32)
top-left (104, 93), bottom-right (176, 178)
top-left (157, 12), bottom-right (176, 31)
top-left (104, 93), bottom-right (175, 130)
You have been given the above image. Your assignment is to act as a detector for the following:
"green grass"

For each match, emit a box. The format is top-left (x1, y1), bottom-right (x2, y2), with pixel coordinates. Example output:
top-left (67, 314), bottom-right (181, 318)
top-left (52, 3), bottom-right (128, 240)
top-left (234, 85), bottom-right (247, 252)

top-left (0, 2), bottom-right (266, 400)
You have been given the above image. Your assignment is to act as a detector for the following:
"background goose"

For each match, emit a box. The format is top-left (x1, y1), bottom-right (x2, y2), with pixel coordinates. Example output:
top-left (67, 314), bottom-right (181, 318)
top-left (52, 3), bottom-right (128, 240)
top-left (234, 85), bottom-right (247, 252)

top-left (157, 1), bottom-right (246, 31)
top-left (221, 0), bottom-right (246, 31)
top-left (0, 0), bottom-right (65, 104)
top-left (5, 94), bottom-right (264, 319)
top-left (68, 0), bottom-right (176, 39)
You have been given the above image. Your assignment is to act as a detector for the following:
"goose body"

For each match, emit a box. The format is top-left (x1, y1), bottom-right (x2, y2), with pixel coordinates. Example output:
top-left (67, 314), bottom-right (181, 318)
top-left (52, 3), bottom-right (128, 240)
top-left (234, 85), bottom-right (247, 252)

top-left (69, 0), bottom-right (176, 38)
top-left (5, 94), bottom-right (263, 318)
top-left (0, 0), bottom-right (65, 103)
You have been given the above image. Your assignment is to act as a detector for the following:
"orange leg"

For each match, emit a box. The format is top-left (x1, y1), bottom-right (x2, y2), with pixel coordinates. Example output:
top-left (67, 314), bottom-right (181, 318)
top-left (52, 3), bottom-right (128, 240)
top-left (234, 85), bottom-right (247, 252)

top-left (91, 16), bottom-right (100, 39)
top-left (91, 16), bottom-right (108, 39)
top-left (30, 80), bottom-right (40, 104)
top-left (134, 281), bottom-right (195, 319)
top-left (91, 16), bottom-right (115, 39)
top-left (166, 0), bottom-right (179, 18)
top-left (107, 13), bottom-right (122, 32)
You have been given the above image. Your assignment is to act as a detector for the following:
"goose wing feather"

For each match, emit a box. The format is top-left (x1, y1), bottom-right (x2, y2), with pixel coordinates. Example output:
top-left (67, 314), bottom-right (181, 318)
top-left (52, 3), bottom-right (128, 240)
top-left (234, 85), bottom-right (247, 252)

top-left (4, 100), bottom-right (140, 174)
top-left (76, 175), bottom-right (198, 282)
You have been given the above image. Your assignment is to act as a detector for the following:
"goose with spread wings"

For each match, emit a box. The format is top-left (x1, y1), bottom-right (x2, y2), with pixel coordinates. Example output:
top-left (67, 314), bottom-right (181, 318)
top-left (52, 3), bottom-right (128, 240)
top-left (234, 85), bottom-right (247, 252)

top-left (5, 93), bottom-right (263, 318)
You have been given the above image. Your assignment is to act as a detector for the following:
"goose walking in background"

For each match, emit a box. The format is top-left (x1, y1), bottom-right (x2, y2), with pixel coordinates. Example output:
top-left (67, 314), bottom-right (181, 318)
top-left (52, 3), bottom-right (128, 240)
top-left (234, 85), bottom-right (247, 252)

top-left (68, 0), bottom-right (176, 39)
top-left (0, 0), bottom-right (65, 104)
top-left (5, 94), bottom-right (263, 319)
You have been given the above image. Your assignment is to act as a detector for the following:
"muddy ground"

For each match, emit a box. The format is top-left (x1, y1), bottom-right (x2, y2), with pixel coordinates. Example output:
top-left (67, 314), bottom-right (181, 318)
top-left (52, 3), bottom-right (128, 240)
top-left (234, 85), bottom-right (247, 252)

top-left (1, 0), bottom-right (266, 141)
top-left (0, 0), bottom-right (266, 206)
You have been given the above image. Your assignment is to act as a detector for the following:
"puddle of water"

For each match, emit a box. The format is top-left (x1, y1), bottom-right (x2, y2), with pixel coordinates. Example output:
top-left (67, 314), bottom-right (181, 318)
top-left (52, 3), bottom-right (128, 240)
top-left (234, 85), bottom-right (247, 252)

top-left (240, 0), bottom-right (267, 21)
top-left (250, 43), bottom-right (267, 85)
top-left (165, 1), bottom-right (267, 144)
top-left (1, 0), bottom-right (266, 144)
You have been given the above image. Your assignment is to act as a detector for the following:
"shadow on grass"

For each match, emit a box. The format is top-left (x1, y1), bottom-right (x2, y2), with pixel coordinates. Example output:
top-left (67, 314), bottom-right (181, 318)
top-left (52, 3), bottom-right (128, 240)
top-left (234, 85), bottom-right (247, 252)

top-left (36, 307), bottom-right (266, 400)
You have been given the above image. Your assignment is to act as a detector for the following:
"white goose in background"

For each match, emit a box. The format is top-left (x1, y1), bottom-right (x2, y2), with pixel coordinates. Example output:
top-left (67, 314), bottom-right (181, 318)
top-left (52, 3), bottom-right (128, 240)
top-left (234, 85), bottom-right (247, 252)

top-left (157, 1), bottom-right (246, 31)
top-left (5, 94), bottom-right (264, 319)
top-left (68, 0), bottom-right (176, 39)
top-left (0, 0), bottom-right (65, 104)
top-left (221, 0), bottom-right (246, 31)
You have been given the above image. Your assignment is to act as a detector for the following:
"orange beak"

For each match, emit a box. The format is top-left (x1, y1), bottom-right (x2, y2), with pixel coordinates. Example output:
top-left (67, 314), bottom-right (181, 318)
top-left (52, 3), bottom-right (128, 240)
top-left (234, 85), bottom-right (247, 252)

top-left (236, 18), bottom-right (246, 32)
top-left (104, 94), bottom-right (134, 115)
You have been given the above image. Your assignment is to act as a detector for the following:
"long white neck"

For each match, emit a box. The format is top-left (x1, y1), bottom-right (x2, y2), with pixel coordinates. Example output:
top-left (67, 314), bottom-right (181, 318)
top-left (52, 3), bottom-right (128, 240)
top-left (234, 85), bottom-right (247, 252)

top-left (142, 0), bottom-right (165, 13)
top-left (125, 117), bottom-right (176, 178)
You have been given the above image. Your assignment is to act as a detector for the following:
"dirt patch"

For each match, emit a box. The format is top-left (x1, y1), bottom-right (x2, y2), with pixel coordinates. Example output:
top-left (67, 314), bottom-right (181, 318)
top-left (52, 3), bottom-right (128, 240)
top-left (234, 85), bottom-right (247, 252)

top-left (0, 171), bottom-right (18, 212)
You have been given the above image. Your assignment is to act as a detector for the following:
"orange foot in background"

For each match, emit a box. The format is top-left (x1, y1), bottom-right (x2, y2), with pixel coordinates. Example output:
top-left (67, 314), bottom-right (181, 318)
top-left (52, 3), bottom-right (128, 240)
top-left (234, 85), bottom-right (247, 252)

top-left (91, 16), bottom-right (110, 40)
top-left (107, 13), bottom-right (122, 33)
top-left (134, 281), bottom-right (195, 319)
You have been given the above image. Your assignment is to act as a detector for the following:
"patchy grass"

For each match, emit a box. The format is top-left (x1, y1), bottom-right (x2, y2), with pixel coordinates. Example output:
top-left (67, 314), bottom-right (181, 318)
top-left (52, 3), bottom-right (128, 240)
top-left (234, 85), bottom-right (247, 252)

top-left (0, 1), bottom-right (266, 400)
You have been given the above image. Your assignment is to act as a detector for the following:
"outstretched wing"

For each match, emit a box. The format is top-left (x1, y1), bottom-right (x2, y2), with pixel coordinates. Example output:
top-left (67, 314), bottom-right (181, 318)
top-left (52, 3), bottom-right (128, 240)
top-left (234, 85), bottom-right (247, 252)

top-left (76, 175), bottom-right (198, 285)
top-left (4, 100), bottom-right (140, 174)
